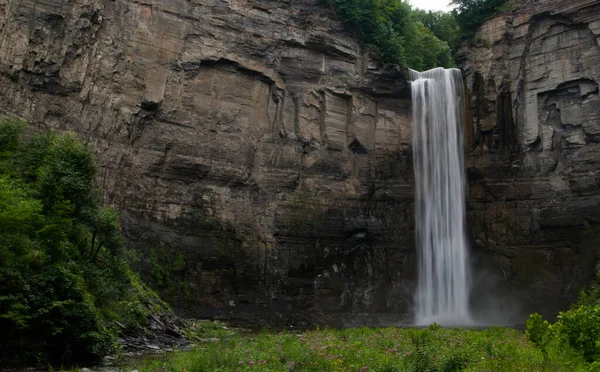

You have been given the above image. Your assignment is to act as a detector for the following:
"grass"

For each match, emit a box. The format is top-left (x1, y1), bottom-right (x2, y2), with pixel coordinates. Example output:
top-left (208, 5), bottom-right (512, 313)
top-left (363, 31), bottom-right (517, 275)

top-left (133, 325), bottom-right (589, 371)
top-left (183, 320), bottom-right (238, 340)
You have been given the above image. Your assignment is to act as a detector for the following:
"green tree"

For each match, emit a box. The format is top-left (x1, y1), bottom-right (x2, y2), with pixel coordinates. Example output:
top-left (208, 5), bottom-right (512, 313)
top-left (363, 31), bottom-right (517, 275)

top-left (451, 0), bottom-right (508, 37)
top-left (0, 117), bottom-right (168, 366)
top-left (414, 9), bottom-right (461, 48)
top-left (324, 0), bottom-right (455, 69)
top-left (36, 134), bottom-right (96, 218)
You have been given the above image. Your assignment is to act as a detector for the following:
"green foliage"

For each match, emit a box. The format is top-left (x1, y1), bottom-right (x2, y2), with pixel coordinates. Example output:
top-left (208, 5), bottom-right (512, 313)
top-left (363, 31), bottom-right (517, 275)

top-left (525, 312), bottom-right (552, 350)
top-left (576, 271), bottom-right (600, 307)
top-left (0, 118), bottom-right (26, 155)
top-left (0, 117), bottom-right (165, 367)
top-left (414, 10), bottom-right (461, 51)
top-left (554, 305), bottom-right (600, 363)
top-left (526, 277), bottom-right (600, 364)
top-left (451, 0), bottom-right (508, 38)
top-left (134, 326), bottom-right (581, 371)
top-left (147, 244), bottom-right (191, 300)
top-left (323, 0), bottom-right (510, 69)
top-left (36, 134), bottom-right (96, 218)
top-left (184, 320), bottom-right (237, 340)
top-left (323, 0), bottom-right (455, 70)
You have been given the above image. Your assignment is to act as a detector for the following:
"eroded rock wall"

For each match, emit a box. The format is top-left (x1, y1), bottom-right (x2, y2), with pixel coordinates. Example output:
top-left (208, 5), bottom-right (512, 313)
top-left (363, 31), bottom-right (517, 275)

top-left (463, 0), bottom-right (600, 319)
top-left (3, 0), bottom-right (598, 326)
top-left (0, 0), bottom-right (415, 325)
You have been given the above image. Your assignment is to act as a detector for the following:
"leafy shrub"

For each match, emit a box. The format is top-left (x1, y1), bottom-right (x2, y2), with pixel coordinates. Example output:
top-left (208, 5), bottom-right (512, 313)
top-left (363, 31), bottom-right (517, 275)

top-left (439, 349), bottom-right (469, 371)
top-left (527, 278), bottom-right (600, 363)
top-left (526, 312), bottom-right (552, 350)
top-left (555, 305), bottom-right (600, 362)
top-left (0, 117), bottom-right (166, 367)
top-left (576, 272), bottom-right (600, 307)
top-left (408, 330), bottom-right (437, 371)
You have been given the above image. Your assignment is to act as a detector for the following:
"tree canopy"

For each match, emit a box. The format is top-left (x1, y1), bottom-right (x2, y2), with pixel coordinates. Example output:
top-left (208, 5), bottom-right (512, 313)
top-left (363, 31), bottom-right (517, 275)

top-left (324, 0), bottom-right (508, 70)
top-left (323, 0), bottom-right (455, 70)
top-left (450, 0), bottom-right (508, 38)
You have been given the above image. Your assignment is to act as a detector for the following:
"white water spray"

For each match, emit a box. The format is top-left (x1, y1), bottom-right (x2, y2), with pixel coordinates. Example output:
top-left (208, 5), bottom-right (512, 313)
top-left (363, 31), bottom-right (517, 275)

top-left (410, 68), bottom-right (472, 326)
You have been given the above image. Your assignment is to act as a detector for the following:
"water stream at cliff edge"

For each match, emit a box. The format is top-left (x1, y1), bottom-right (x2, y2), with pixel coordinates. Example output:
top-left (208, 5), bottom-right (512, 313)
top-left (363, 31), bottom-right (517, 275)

top-left (410, 68), bottom-right (473, 326)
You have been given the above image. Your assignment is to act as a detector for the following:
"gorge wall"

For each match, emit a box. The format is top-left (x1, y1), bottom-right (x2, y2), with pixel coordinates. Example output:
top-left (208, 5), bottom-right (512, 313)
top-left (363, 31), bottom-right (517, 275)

top-left (0, 0), bottom-right (598, 326)
top-left (0, 0), bottom-right (416, 326)
top-left (463, 0), bottom-right (600, 319)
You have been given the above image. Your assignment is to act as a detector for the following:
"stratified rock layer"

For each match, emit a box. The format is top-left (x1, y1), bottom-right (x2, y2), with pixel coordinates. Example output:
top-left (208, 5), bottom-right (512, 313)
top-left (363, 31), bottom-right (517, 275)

top-left (0, 0), bottom-right (415, 326)
top-left (463, 0), bottom-right (600, 320)
top-left (1, 0), bottom-right (599, 325)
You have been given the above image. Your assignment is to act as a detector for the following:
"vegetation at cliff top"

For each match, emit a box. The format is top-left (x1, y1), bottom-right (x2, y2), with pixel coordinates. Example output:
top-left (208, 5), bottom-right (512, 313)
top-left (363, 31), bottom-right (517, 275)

top-left (0, 117), bottom-right (168, 367)
top-left (323, 0), bottom-right (455, 70)
top-left (323, 0), bottom-right (508, 70)
top-left (451, 0), bottom-right (509, 38)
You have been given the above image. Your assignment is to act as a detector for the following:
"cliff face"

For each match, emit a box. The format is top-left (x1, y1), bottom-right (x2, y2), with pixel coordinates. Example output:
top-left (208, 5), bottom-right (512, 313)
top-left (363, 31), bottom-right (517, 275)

top-left (1, 0), bottom-right (599, 326)
top-left (0, 0), bottom-right (415, 325)
top-left (463, 0), bottom-right (600, 318)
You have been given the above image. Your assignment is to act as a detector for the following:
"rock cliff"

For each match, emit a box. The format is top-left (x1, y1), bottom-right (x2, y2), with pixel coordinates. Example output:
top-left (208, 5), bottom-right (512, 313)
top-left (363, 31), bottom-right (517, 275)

top-left (463, 0), bottom-right (600, 319)
top-left (1, 0), bottom-right (599, 326)
top-left (0, 0), bottom-right (415, 326)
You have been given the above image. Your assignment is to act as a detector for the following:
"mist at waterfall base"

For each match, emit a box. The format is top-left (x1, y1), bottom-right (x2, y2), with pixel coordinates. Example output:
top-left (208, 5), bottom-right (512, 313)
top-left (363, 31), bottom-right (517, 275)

top-left (409, 68), bottom-right (525, 327)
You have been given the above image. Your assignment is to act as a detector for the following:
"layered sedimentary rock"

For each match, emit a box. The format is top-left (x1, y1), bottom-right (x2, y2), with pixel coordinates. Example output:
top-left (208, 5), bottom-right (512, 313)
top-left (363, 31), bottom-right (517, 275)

top-left (1, 0), bottom-right (599, 325)
top-left (463, 0), bottom-right (600, 319)
top-left (0, 0), bottom-right (415, 325)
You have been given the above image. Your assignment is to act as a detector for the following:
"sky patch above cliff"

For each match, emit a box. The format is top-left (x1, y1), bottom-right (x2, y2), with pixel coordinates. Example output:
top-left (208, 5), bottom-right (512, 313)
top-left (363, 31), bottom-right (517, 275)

top-left (411, 0), bottom-right (454, 11)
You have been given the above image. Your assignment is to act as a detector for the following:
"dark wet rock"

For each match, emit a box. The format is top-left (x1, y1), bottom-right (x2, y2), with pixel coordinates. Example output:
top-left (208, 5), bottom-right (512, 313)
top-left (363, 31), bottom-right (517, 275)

top-left (462, 0), bottom-right (600, 321)
top-left (117, 312), bottom-right (190, 354)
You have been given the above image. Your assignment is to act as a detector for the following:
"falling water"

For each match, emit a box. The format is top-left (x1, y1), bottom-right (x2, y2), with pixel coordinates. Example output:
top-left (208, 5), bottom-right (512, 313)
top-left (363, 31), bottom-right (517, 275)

top-left (410, 68), bottom-right (472, 326)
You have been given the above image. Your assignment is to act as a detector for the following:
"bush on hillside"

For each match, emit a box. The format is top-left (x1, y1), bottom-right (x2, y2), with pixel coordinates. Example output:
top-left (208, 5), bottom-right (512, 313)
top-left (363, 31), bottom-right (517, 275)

top-left (527, 275), bottom-right (600, 363)
top-left (0, 118), bottom-right (166, 366)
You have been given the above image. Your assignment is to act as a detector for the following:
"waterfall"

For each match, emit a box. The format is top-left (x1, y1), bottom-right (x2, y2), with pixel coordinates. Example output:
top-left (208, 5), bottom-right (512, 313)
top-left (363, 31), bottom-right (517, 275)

top-left (410, 67), bottom-right (472, 326)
